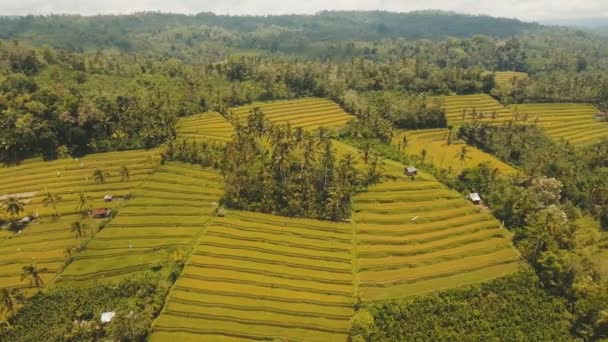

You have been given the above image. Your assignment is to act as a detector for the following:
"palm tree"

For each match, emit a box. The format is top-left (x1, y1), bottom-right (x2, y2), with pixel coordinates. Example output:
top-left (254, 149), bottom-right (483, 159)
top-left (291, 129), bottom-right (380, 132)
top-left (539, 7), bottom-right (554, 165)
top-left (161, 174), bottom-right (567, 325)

top-left (0, 288), bottom-right (20, 315)
top-left (75, 192), bottom-right (90, 216)
top-left (457, 146), bottom-right (471, 165)
top-left (120, 165), bottom-right (130, 182)
top-left (20, 263), bottom-right (47, 287)
top-left (63, 247), bottom-right (76, 263)
top-left (70, 221), bottom-right (88, 239)
top-left (92, 169), bottom-right (106, 184)
top-left (419, 149), bottom-right (428, 165)
top-left (42, 191), bottom-right (62, 217)
top-left (3, 197), bottom-right (24, 217)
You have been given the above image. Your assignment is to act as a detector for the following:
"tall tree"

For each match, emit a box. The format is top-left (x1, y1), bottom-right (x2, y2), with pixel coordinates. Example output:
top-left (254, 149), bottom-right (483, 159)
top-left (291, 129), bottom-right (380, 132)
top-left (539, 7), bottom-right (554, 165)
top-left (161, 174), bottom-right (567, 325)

top-left (20, 263), bottom-right (47, 287)
top-left (42, 191), bottom-right (62, 217)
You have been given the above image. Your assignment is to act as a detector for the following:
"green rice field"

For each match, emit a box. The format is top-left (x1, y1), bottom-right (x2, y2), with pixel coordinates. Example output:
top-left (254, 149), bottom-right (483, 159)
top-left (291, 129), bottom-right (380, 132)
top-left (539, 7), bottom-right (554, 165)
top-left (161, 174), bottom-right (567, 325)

top-left (58, 162), bottom-right (224, 283)
top-left (231, 98), bottom-right (353, 130)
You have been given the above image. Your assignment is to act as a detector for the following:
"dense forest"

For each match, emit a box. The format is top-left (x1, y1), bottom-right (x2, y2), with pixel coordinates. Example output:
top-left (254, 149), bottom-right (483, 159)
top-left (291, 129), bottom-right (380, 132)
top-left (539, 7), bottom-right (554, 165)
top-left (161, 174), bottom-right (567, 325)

top-left (0, 10), bottom-right (607, 342)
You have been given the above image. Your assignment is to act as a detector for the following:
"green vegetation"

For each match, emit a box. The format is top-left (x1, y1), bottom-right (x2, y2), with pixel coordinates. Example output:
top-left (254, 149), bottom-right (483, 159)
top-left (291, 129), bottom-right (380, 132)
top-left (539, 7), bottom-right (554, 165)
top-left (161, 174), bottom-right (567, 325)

top-left (2, 9), bottom-right (608, 342)
top-left (3, 273), bottom-right (167, 342)
top-left (353, 271), bottom-right (573, 341)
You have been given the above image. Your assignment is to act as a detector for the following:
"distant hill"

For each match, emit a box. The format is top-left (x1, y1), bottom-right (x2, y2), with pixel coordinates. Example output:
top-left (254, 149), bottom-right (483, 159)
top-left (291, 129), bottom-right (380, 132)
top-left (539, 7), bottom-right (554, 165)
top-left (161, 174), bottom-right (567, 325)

top-left (0, 11), bottom-right (540, 54)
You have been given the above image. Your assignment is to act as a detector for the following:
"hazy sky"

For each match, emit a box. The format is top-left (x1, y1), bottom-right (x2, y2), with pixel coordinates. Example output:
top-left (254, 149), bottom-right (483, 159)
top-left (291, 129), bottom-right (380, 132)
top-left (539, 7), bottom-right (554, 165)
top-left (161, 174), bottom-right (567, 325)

top-left (1, 0), bottom-right (607, 21)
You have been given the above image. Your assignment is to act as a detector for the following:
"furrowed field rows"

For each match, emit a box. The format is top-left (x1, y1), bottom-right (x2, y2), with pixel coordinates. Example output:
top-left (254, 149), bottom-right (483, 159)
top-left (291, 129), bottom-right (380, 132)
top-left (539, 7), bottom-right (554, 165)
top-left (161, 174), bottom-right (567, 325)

top-left (230, 98), bottom-right (353, 130)
top-left (150, 210), bottom-right (355, 342)
top-left (0, 150), bottom-right (158, 293)
top-left (353, 170), bottom-right (520, 301)
top-left (58, 162), bottom-right (224, 283)
top-left (494, 71), bottom-right (528, 87)
top-left (393, 128), bottom-right (518, 175)
top-left (176, 112), bottom-right (235, 143)
top-left (430, 93), bottom-right (514, 124)
top-left (508, 103), bottom-right (607, 146)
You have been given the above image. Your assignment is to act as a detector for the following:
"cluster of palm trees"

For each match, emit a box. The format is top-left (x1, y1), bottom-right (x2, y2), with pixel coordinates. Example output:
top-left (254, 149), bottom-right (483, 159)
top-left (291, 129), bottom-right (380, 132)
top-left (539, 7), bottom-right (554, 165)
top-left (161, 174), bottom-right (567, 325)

top-left (92, 165), bottom-right (130, 184)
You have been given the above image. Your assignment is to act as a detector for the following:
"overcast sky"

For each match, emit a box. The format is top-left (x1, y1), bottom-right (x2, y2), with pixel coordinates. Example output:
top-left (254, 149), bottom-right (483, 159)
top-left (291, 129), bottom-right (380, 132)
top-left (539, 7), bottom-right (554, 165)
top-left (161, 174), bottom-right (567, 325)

top-left (0, 0), bottom-right (607, 21)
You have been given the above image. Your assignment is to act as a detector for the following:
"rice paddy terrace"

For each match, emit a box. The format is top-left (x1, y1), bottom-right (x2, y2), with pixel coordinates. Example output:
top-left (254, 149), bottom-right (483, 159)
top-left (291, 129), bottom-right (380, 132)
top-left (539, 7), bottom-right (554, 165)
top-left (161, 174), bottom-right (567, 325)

top-left (58, 162), bottom-right (224, 284)
top-left (432, 93), bottom-right (514, 125)
top-left (176, 112), bottom-right (235, 143)
top-left (494, 71), bottom-right (528, 86)
top-left (353, 169), bottom-right (520, 301)
top-left (509, 103), bottom-right (607, 146)
top-left (151, 210), bottom-right (355, 342)
top-left (231, 98), bottom-right (353, 130)
top-left (0, 150), bottom-right (157, 293)
top-left (394, 128), bottom-right (518, 175)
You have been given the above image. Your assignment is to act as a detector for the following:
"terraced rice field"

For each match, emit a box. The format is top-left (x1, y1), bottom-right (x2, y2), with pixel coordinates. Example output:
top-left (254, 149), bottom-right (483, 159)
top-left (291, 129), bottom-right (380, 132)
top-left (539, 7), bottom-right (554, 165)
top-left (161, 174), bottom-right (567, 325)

top-left (58, 162), bottom-right (224, 283)
top-left (353, 169), bottom-right (520, 301)
top-left (177, 112), bottom-right (234, 143)
top-left (0, 150), bottom-right (157, 293)
top-left (509, 103), bottom-right (607, 146)
top-left (395, 129), bottom-right (518, 175)
top-left (231, 98), bottom-right (353, 130)
top-left (151, 210), bottom-right (355, 342)
top-left (494, 71), bottom-right (528, 86)
top-left (432, 93), bottom-right (514, 125)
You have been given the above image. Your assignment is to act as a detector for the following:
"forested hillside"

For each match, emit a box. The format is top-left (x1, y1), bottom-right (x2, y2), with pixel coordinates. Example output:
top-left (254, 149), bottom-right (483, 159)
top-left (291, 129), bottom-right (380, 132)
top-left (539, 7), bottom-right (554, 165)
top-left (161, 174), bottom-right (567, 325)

top-left (0, 11), bottom-right (538, 55)
top-left (0, 10), bottom-right (607, 342)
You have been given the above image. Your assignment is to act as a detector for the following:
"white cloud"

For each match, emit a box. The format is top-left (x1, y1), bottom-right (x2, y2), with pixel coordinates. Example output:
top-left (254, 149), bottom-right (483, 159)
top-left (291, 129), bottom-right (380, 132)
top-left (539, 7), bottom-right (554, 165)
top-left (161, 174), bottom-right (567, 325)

top-left (0, 0), bottom-right (607, 21)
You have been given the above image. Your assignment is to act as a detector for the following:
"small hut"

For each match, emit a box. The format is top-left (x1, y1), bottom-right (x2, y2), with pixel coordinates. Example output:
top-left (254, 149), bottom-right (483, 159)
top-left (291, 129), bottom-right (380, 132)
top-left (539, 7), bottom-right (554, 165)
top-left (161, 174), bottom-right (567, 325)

top-left (92, 208), bottom-right (112, 219)
top-left (404, 166), bottom-right (418, 176)
top-left (100, 311), bottom-right (116, 323)
top-left (469, 193), bottom-right (482, 205)
top-left (103, 195), bottom-right (113, 202)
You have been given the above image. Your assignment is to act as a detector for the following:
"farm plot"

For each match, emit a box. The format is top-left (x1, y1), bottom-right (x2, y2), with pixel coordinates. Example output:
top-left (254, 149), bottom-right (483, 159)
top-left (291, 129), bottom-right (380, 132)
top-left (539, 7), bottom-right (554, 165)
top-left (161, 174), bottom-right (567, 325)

top-left (177, 112), bottom-right (234, 143)
top-left (231, 98), bottom-right (353, 130)
top-left (509, 103), bottom-right (607, 146)
top-left (0, 150), bottom-right (157, 293)
top-left (431, 93), bottom-right (514, 125)
top-left (494, 71), bottom-right (528, 87)
top-left (151, 210), bottom-right (355, 342)
top-left (58, 162), bottom-right (224, 283)
top-left (353, 170), bottom-right (520, 301)
top-left (394, 129), bottom-right (518, 175)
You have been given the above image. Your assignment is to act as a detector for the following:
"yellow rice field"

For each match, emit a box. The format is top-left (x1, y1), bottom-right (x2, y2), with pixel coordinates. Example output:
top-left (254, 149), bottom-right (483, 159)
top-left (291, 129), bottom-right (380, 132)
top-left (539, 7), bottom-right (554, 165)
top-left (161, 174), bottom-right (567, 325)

top-left (509, 103), bottom-right (607, 146)
top-left (177, 112), bottom-right (234, 143)
top-left (150, 210), bottom-right (355, 342)
top-left (494, 71), bottom-right (528, 87)
top-left (231, 98), bottom-right (353, 130)
top-left (0, 150), bottom-right (158, 293)
top-left (353, 166), bottom-right (520, 301)
top-left (394, 128), bottom-right (518, 175)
